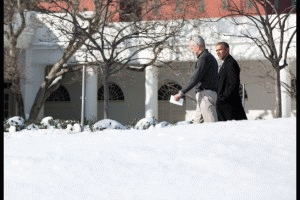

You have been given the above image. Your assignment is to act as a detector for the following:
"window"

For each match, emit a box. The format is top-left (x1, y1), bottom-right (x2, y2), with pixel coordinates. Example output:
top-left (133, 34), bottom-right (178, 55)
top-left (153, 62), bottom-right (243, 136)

top-left (246, 0), bottom-right (253, 10)
top-left (274, 0), bottom-right (280, 11)
top-left (4, 83), bottom-right (12, 89)
top-left (221, 0), bottom-right (229, 10)
top-left (46, 85), bottom-right (71, 101)
top-left (198, 0), bottom-right (205, 13)
top-left (98, 83), bottom-right (125, 101)
top-left (153, 0), bottom-right (160, 15)
top-left (158, 82), bottom-right (183, 100)
top-left (291, 0), bottom-right (296, 13)
top-left (176, 0), bottom-right (182, 13)
top-left (119, 0), bottom-right (142, 22)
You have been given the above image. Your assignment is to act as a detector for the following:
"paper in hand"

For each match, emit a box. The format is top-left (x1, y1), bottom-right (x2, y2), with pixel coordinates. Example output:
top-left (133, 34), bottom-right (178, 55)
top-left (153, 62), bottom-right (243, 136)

top-left (170, 95), bottom-right (184, 106)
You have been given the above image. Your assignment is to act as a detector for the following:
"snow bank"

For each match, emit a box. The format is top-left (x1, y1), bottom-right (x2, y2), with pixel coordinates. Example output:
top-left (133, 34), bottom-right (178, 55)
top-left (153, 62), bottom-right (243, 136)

top-left (4, 118), bottom-right (296, 200)
top-left (93, 119), bottom-right (126, 131)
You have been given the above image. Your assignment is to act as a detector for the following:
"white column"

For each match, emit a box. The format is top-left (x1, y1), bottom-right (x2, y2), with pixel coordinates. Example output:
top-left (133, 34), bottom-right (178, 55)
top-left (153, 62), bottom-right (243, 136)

top-left (85, 66), bottom-right (98, 121)
top-left (145, 65), bottom-right (158, 119)
top-left (23, 49), bottom-right (45, 120)
top-left (280, 60), bottom-right (291, 118)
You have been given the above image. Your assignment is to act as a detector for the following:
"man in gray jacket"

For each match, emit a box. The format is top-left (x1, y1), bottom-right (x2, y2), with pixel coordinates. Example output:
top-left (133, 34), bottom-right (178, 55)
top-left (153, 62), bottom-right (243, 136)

top-left (174, 36), bottom-right (218, 123)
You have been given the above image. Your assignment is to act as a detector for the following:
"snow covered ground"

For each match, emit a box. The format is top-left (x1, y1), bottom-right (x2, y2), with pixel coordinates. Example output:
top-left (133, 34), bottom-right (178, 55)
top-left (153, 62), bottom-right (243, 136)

top-left (4, 118), bottom-right (296, 200)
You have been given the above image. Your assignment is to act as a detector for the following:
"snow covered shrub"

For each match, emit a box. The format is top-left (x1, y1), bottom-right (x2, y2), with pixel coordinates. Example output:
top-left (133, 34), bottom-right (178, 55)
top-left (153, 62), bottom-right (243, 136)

top-left (66, 124), bottom-right (74, 131)
top-left (24, 119), bottom-right (44, 130)
top-left (40, 116), bottom-right (56, 128)
top-left (3, 120), bottom-right (10, 132)
top-left (156, 121), bottom-right (171, 128)
top-left (83, 119), bottom-right (98, 132)
top-left (56, 119), bottom-right (80, 129)
top-left (4, 116), bottom-right (26, 132)
top-left (26, 124), bottom-right (39, 130)
top-left (134, 117), bottom-right (158, 130)
top-left (255, 116), bottom-right (264, 120)
top-left (65, 123), bottom-right (82, 132)
top-left (73, 123), bottom-right (82, 132)
top-left (175, 120), bottom-right (193, 126)
top-left (92, 119), bottom-right (126, 131)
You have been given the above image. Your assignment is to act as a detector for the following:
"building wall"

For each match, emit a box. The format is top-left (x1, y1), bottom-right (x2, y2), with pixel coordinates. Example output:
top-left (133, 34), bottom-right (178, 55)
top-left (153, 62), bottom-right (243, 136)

top-left (157, 62), bottom-right (194, 122)
top-left (97, 70), bottom-right (146, 125)
top-left (8, 7), bottom-right (295, 122)
top-left (239, 59), bottom-right (296, 119)
top-left (44, 72), bottom-right (83, 120)
top-left (44, 68), bottom-right (145, 124)
top-left (42, 49), bottom-right (296, 124)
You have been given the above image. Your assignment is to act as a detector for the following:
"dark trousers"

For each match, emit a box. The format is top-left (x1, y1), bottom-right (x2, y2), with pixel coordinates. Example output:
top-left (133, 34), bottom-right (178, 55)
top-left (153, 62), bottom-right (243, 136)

top-left (216, 101), bottom-right (247, 121)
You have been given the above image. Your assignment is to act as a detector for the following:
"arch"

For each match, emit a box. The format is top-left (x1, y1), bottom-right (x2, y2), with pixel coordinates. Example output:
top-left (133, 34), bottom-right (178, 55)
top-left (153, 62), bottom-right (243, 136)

top-left (98, 83), bottom-right (125, 101)
top-left (158, 81), bottom-right (183, 100)
top-left (46, 85), bottom-right (71, 101)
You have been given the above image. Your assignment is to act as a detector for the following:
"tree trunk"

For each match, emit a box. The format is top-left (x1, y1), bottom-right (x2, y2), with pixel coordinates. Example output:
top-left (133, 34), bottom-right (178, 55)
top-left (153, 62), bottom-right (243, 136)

top-left (7, 44), bottom-right (25, 118)
top-left (28, 82), bottom-right (48, 121)
top-left (14, 87), bottom-right (25, 118)
top-left (274, 68), bottom-right (282, 118)
top-left (103, 65), bottom-right (109, 119)
top-left (28, 42), bottom-right (84, 122)
top-left (28, 78), bottom-right (63, 122)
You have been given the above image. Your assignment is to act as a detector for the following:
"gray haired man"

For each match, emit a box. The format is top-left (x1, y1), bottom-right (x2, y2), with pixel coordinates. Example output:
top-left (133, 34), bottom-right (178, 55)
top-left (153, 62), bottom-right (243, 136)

top-left (174, 36), bottom-right (218, 123)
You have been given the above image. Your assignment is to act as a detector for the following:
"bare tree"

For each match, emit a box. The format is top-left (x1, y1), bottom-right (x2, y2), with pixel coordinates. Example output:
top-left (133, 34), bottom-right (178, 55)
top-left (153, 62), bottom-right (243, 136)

top-left (210, 0), bottom-right (296, 117)
top-left (27, 0), bottom-right (108, 121)
top-left (254, 59), bottom-right (296, 100)
top-left (80, 0), bottom-right (185, 119)
top-left (28, 0), bottom-right (185, 120)
top-left (3, 0), bottom-right (38, 118)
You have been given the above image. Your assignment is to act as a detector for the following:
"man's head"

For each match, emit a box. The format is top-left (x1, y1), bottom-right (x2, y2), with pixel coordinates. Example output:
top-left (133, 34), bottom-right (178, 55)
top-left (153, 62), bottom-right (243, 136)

top-left (216, 42), bottom-right (230, 60)
top-left (189, 35), bottom-right (205, 56)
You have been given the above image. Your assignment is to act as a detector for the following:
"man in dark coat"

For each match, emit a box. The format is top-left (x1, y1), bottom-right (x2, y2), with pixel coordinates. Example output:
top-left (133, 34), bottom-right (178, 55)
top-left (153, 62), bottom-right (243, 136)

top-left (215, 42), bottom-right (247, 121)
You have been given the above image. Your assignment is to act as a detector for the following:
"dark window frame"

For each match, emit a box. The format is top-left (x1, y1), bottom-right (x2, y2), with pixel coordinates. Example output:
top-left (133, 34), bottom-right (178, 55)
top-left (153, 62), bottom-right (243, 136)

top-left (119, 0), bottom-right (142, 22)
top-left (221, 0), bottom-right (229, 10)
top-left (46, 85), bottom-right (71, 102)
top-left (198, 0), bottom-right (205, 13)
top-left (246, 0), bottom-right (253, 10)
top-left (176, 0), bottom-right (182, 13)
top-left (153, 0), bottom-right (160, 15)
top-left (158, 81), bottom-right (183, 101)
top-left (98, 83), bottom-right (125, 101)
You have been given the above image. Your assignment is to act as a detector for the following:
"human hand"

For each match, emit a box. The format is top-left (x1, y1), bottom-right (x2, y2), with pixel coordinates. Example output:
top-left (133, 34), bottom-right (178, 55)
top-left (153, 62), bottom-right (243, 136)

top-left (174, 93), bottom-right (182, 101)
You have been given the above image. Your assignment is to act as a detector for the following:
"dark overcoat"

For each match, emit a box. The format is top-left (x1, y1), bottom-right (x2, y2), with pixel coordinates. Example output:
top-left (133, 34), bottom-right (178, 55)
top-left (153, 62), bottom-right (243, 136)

top-left (217, 55), bottom-right (247, 121)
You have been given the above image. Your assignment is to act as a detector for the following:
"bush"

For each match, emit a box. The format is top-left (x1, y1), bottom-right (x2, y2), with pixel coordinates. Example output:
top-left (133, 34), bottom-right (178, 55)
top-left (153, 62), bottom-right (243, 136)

top-left (175, 120), bottom-right (193, 126)
top-left (58, 119), bottom-right (80, 129)
top-left (92, 119), bottom-right (126, 131)
top-left (4, 116), bottom-right (26, 132)
top-left (3, 121), bottom-right (10, 132)
top-left (156, 121), bottom-right (171, 128)
top-left (83, 119), bottom-right (98, 132)
top-left (134, 117), bottom-right (158, 130)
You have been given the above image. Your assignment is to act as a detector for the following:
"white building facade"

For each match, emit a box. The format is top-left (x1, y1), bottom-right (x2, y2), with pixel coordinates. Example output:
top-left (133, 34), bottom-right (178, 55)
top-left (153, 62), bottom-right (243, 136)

top-left (4, 12), bottom-right (296, 124)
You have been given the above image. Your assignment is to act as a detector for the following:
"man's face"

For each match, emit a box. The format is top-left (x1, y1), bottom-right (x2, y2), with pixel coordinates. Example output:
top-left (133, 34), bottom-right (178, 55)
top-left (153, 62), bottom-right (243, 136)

top-left (216, 44), bottom-right (229, 60)
top-left (189, 41), bottom-right (201, 55)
